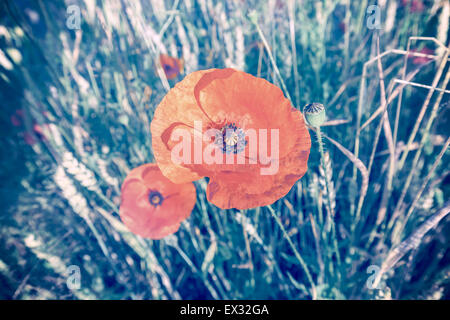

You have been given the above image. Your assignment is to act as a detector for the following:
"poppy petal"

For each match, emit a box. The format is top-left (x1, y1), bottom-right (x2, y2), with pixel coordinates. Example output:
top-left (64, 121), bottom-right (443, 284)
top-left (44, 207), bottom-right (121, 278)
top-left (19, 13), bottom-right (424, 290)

top-left (151, 70), bottom-right (218, 183)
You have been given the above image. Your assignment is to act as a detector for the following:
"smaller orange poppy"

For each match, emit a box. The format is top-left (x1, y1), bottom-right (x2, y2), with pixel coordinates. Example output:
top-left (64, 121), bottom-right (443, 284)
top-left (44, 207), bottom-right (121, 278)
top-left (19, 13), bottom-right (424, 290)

top-left (119, 163), bottom-right (196, 239)
top-left (159, 54), bottom-right (184, 80)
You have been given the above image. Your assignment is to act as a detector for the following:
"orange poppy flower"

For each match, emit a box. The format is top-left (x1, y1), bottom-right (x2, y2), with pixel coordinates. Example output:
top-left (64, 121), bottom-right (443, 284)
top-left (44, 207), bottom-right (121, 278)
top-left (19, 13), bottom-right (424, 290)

top-left (119, 163), bottom-right (196, 239)
top-left (151, 68), bottom-right (311, 210)
top-left (159, 54), bottom-right (184, 80)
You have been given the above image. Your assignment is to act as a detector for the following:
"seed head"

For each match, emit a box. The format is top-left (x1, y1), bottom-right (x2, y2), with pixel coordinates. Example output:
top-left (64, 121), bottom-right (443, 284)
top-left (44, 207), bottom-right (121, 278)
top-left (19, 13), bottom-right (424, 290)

top-left (303, 103), bottom-right (326, 127)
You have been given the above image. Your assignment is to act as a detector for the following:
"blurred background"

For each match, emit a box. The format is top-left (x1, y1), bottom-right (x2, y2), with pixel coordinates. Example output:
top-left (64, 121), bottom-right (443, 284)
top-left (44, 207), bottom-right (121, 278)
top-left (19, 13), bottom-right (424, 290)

top-left (0, 0), bottom-right (449, 299)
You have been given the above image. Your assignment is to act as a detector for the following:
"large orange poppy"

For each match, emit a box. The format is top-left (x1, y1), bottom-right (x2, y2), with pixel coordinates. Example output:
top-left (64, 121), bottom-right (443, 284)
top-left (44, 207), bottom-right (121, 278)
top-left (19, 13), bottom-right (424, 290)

top-left (119, 163), bottom-right (196, 239)
top-left (151, 68), bottom-right (311, 209)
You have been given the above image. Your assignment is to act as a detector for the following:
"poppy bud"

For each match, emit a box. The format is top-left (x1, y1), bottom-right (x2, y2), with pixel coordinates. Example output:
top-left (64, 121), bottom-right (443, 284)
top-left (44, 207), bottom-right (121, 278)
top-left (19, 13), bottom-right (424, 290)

top-left (303, 103), bottom-right (326, 127)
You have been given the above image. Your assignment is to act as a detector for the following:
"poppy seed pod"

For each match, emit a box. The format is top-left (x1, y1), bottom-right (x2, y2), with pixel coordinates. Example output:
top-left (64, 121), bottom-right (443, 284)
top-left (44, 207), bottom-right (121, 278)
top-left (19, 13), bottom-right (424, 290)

top-left (303, 103), bottom-right (326, 127)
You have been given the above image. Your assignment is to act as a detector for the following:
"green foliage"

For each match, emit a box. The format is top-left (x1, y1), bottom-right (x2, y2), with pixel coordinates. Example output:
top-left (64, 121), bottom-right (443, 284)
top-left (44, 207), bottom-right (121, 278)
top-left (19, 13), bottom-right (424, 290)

top-left (1, 0), bottom-right (449, 300)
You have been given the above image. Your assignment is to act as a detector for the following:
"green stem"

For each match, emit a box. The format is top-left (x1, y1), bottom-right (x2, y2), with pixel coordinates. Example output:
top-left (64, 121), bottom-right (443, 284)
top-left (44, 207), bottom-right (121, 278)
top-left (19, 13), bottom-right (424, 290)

top-left (267, 205), bottom-right (316, 298)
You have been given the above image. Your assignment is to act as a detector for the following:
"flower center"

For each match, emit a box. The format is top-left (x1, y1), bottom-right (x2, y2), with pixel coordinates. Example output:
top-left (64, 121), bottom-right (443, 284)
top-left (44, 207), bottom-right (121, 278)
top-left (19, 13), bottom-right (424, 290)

top-left (148, 191), bottom-right (164, 207)
top-left (214, 123), bottom-right (247, 154)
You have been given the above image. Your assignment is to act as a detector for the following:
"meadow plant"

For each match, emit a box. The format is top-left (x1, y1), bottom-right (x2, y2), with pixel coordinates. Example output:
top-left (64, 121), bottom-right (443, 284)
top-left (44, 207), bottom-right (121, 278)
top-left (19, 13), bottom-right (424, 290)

top-left (1, 0), bottom-right (449, 300)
